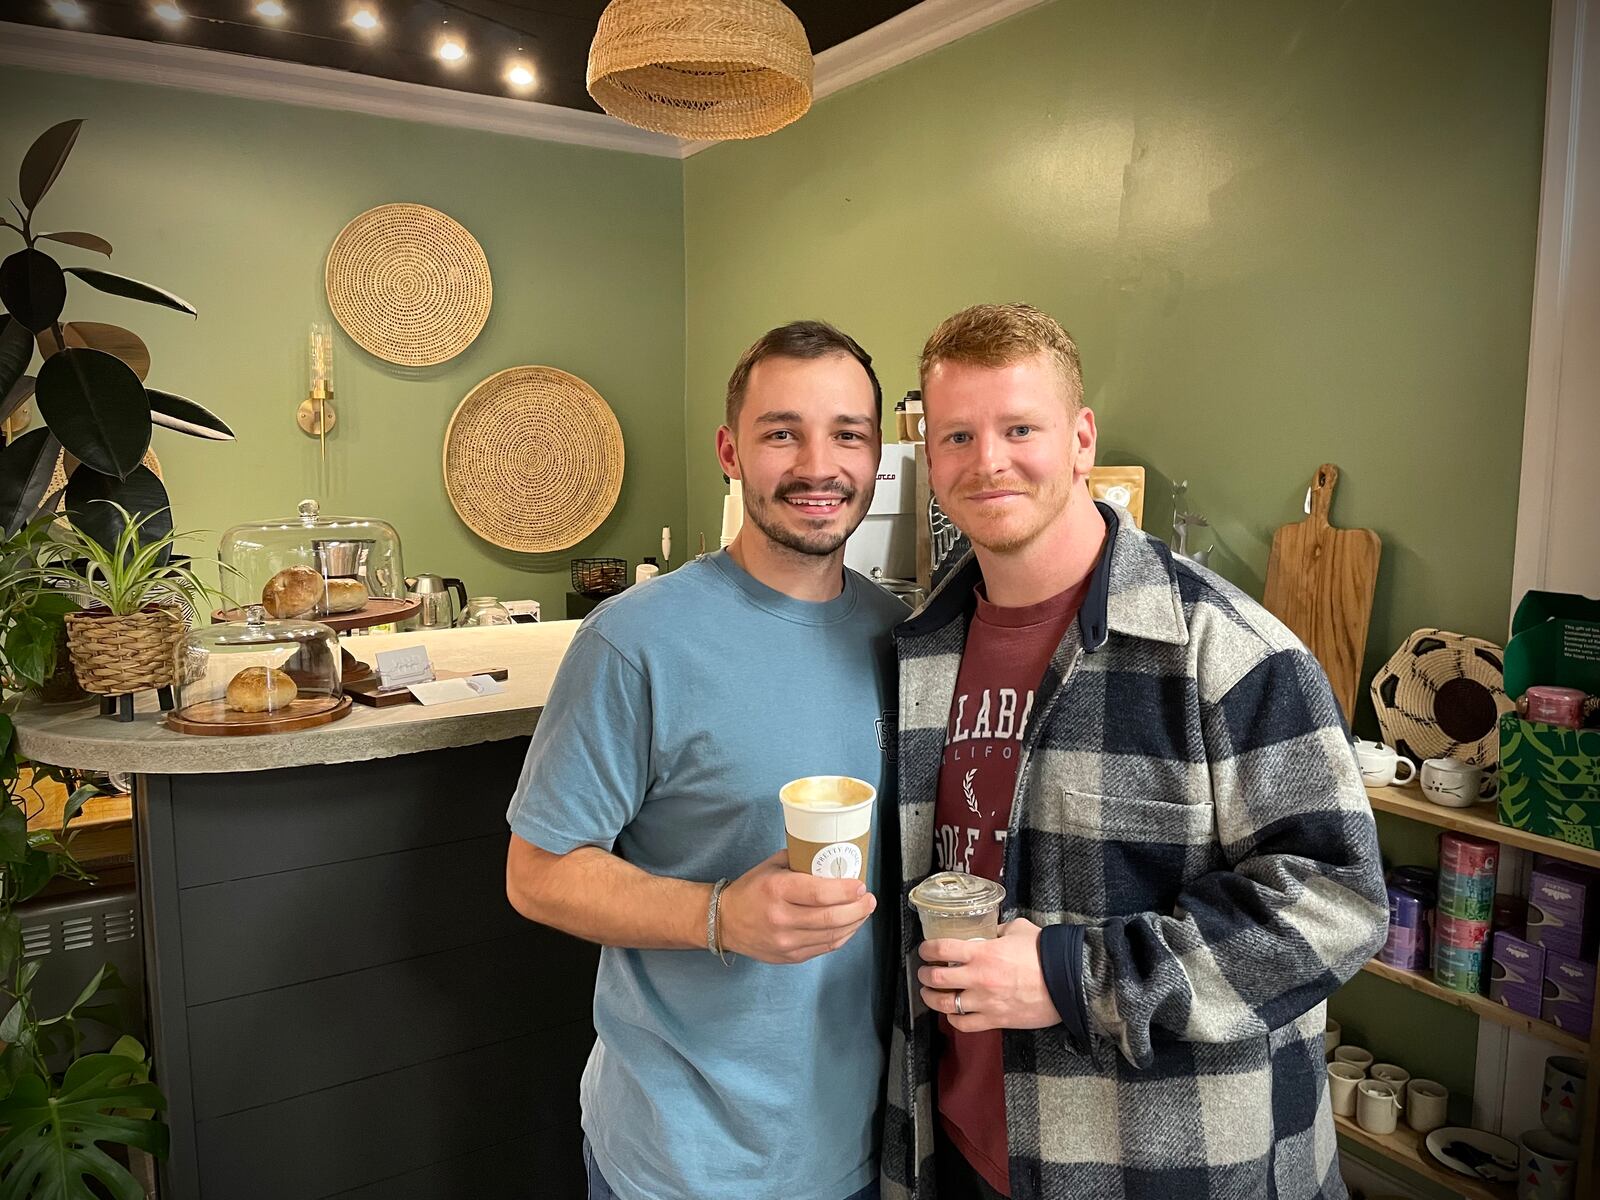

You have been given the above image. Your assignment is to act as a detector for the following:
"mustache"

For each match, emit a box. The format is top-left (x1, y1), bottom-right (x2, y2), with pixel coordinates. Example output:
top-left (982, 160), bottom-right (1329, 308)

top-left (773, 481), bottom-right (856, 501)
top-left (956, 476), bottom-right (1033, 500)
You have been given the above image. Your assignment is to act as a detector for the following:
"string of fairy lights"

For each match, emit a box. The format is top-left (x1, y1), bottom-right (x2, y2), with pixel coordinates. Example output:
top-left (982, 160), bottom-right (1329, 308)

top-left (41, 0), bottom-right (541, 94)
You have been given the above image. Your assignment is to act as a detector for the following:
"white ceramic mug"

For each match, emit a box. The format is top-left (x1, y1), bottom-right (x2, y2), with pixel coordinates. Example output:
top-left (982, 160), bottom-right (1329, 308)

top-left (1325, 1018), bottom-right (1342, 1058)
top-left (1328, 1062), bottom-right (1364, 1117)
top-left (1519, 1129), bottom-right (1579, 1200)
top-left (1371, 1062), bottom-right (1411, 1089)
top-left (1420, 757), bottom-right (1498, 808)
top-left (1356, 1079), bottom-right (1402, 1135)
top-left (1355, 739), bottom-right (1418, 787)
top-left (1541, 1055), bottom-right (1588, 1144)
top-left (1333, 1045), bottom-right (1374, 1073)
top-left (1406, 1079), bottom-right (1448, 1133)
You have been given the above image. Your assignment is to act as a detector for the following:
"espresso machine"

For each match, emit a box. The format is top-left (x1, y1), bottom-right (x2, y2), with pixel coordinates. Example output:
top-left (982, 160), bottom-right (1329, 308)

top-left (844, 444), bottom-right (924, 608)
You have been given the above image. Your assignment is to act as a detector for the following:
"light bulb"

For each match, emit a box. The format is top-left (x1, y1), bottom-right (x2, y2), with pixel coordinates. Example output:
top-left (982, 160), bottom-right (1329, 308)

top-left (254, 1), bottom-right (286, 19)
top-left (349, 7), bottom-right (378, 31)
top-left (152, 2), bottom-right (185, 21)
top-left (506, 62), bottom-right (535, 90)
top-left (437, 37), bottom-right (465, 63)
top-left (48, 0), bottom-right (87, 23)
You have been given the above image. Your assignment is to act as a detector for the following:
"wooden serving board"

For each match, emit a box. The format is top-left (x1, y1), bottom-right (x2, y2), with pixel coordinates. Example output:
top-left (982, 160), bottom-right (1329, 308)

top-left (1261, 464), bottom-right (1382, 724)
top-left (346, 667), bottom-right (509, 708)
top-left (165, 694), bottom-right (352, 736)
top-left (212, 596), bottom-right (420, 633)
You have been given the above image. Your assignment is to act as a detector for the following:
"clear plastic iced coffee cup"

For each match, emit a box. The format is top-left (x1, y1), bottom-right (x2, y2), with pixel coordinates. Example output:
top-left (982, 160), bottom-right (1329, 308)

top-left (778, 775), bottom-right (876, 879)
top-left (909, 871), bottom-right (1007, 942)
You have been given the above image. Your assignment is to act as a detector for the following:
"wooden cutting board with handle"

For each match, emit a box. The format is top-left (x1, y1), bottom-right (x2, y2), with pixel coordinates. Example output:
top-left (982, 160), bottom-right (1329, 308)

top-left (1262, 464), bottom-right (1382, 724)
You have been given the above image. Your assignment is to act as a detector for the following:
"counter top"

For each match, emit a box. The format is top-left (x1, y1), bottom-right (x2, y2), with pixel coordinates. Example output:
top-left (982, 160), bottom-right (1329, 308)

top-left (9, 621), bottom-right (581, 775)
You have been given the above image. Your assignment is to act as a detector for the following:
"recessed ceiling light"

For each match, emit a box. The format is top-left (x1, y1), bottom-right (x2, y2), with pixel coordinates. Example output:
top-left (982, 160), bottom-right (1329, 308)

top-left (152, 2), bottom-right (185, 21)
top-left (254, 1), bottom-right (286, 19)
top-left (436, 36), bottom-right (465, 63)
top-left (47, 0), bottom-right (87, 24)
top-left (506, 62), bottom-right (535, 91)
top-left (349, 6), bottom-right (378, 31)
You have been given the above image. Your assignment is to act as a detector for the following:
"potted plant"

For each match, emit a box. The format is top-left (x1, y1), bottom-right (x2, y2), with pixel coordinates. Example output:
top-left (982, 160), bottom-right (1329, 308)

top-left (31, 504), bottom-right (232, 707)
top-left (0, 118), bottom-right (238, 1196)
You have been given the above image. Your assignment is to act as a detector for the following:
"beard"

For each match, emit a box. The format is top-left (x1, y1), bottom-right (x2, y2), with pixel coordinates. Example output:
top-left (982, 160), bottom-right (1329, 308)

top-left (948, 472), bottom-right (1075, 554)
top-left (743, 480), bottom-right (862, 558)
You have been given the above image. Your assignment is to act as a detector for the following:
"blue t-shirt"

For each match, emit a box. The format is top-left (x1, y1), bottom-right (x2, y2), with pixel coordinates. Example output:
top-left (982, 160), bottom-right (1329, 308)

top-left (507, 551), bottom-right (904, 1200)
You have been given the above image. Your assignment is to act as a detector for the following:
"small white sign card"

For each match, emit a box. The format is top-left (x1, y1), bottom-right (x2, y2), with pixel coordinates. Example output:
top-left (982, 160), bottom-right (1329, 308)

top-left (407, 675), bottom-right (505, 705)
top-left (375, 645), bottom-right (435, 690)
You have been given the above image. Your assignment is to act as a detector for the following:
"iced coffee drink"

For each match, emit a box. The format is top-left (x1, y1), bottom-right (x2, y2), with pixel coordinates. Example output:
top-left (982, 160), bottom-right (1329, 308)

top-left (909, 871), bottom-right (1006, 942)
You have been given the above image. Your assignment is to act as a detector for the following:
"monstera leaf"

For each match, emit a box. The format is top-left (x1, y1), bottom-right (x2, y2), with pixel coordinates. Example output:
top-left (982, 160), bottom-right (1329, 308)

top-left (0, 1040), bottom-right (167, 1200)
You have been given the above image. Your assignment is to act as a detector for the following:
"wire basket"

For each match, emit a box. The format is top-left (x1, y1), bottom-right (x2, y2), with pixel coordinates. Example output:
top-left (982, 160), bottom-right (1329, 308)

top-left (571, 558), bottom-right (627, 598)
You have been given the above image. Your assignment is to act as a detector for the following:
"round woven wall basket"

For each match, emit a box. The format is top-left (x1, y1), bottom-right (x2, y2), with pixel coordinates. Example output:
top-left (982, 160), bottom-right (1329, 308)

top-left (443, 366), bottom-right (625, 554)
top-left (587, 0), bottom-right (813, 140)
top-left (1370, 628), bottom-right (1515, 768)
top-left (325, 204), bottom-right (492, 367)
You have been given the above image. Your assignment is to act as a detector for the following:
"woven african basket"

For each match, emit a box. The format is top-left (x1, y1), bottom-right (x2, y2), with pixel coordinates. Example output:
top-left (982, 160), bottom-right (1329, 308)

top-left (443, 366), bottom-right (625, 553)
top-left (587, 0), bottom-right (813, 140)
top-left (1370, 628), bottom-right (1515, 768)
top-left (325, 204), bottom-right (491, 367)
top-left (64, 606), bottom-right (185, 696)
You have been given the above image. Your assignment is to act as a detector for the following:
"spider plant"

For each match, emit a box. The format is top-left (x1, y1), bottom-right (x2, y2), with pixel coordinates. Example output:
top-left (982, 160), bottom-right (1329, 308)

top-left (31, 503), bottom-right (234, 618)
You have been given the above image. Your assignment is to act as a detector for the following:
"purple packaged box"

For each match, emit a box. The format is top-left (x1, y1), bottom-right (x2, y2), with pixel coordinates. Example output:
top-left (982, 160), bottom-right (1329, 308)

top-left (1490, 932), bottom-right (1546, 1016)
top-left (1540, 952), bottom-right (1596, 1033)
top-left (1527, 864), bottom-right (1599, 959)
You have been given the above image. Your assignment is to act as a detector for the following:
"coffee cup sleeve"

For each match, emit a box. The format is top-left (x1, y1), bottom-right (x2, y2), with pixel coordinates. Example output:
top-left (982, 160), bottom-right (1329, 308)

top-left (1038, 922), bottom-right (1091, 1051)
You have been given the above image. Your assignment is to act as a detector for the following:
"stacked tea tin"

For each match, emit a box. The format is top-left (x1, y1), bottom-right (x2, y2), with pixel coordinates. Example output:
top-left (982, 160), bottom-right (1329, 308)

top-left (1434, 832), bottom-right (1499, 993)
top-left (1380, 866), bottom-right (1436, 971)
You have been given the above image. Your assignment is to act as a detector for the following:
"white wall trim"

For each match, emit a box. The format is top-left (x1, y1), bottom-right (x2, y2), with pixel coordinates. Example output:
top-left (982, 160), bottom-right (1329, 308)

top-left (1510, 0), bottom-right (1585, 607)
top-left (1, 0), bottom-right (1053, 161)
top-left (0, 19), bottom-right (682, 158)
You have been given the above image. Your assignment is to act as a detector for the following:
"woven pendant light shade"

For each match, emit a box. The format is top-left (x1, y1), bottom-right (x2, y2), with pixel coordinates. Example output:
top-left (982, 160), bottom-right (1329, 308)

top-left (587, 0), bottom-right (813, 140)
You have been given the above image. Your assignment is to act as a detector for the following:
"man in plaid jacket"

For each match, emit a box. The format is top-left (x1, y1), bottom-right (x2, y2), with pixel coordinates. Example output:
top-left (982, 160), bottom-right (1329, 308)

top-left (883, 304), bottom-right (1388, 1200)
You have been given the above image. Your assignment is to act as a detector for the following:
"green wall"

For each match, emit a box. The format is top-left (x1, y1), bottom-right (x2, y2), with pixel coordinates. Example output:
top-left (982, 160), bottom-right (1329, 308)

top-left (682, 0), bottom-right (1548, 1141)
top-left (684, 0), bottom-right (1547, 702)
top-left (0, 68), bottom-right (686, 616)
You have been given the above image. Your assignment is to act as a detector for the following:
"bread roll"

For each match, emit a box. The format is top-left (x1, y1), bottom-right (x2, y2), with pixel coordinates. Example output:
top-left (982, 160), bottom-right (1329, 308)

top-left (325, 577), bottom-right (368, 614)
top-left (225, 666), bottom-right (298, 713)
top-left (262, 565), bottom-right (323, 618)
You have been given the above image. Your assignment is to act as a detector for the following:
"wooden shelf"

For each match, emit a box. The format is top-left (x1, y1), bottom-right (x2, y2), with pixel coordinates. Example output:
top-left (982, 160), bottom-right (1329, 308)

top-left (1333, 1114), bottom-right (1512, 1200)
top-left (1365, 784), bottom-right (1600, 871)
top-left (1359, 960), bottom-right (1589, 1055)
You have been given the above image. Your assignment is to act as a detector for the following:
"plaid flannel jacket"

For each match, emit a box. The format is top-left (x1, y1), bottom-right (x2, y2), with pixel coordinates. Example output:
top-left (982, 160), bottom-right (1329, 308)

top-left (882, 503), bottom-right (1388, 1200)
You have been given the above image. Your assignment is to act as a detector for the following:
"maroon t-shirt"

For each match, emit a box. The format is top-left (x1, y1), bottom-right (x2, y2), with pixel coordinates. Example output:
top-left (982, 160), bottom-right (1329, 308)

top-left (933, 580), bottom-right (1087, 1197)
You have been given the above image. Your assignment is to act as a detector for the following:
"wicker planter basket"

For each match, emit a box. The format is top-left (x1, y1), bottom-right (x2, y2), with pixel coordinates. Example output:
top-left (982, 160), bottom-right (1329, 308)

top-left (64, 607), bottom-right (186, 696)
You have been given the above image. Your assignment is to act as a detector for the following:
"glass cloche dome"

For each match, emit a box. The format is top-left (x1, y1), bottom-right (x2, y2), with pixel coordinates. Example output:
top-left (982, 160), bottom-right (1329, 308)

top-left (218, 499), bottom-right (404, 618)
top-left (168, 605), bottom-right (346, 733)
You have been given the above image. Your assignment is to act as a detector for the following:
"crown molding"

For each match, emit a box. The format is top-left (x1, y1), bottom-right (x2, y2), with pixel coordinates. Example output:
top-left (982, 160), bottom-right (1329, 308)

top-left (0, 19), bottom-right (683, 158)
top-left (1, 0), bottom-right (1052, 161)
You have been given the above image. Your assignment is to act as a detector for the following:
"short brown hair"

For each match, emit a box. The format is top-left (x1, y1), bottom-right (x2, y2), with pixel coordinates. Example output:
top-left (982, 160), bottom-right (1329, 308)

top-left (725, 320), bottom-right (883, 428)
top-left (919, 303), bottom-right (1084, 408)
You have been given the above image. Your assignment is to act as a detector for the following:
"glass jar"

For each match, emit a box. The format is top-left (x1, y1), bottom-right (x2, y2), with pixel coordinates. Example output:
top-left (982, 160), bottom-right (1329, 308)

top-left (218, 499), bottom-right (404, 615)
top-left (461, 596), bottom-right (513, 627)
top-left (168, 605), bottom-right (344, 732)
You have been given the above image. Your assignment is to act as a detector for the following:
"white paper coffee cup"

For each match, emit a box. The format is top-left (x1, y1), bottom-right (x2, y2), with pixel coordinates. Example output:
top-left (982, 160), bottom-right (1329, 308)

top-left (779, 776), bottom-right (876, 879)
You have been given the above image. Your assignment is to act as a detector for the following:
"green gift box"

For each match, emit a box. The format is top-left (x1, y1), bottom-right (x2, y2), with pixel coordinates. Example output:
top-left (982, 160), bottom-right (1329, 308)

top-left (1498, 592), bottom-right (1600, 850)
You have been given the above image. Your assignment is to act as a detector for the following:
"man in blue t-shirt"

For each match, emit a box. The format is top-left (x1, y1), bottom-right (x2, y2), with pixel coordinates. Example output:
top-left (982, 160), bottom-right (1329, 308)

top-left (506, 320), bottom-right (906, 1200)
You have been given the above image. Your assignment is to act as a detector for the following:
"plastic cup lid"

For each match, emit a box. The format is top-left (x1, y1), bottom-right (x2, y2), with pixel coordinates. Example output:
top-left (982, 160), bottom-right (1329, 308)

top-left (909, 871), bottom-right (1006, 915)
